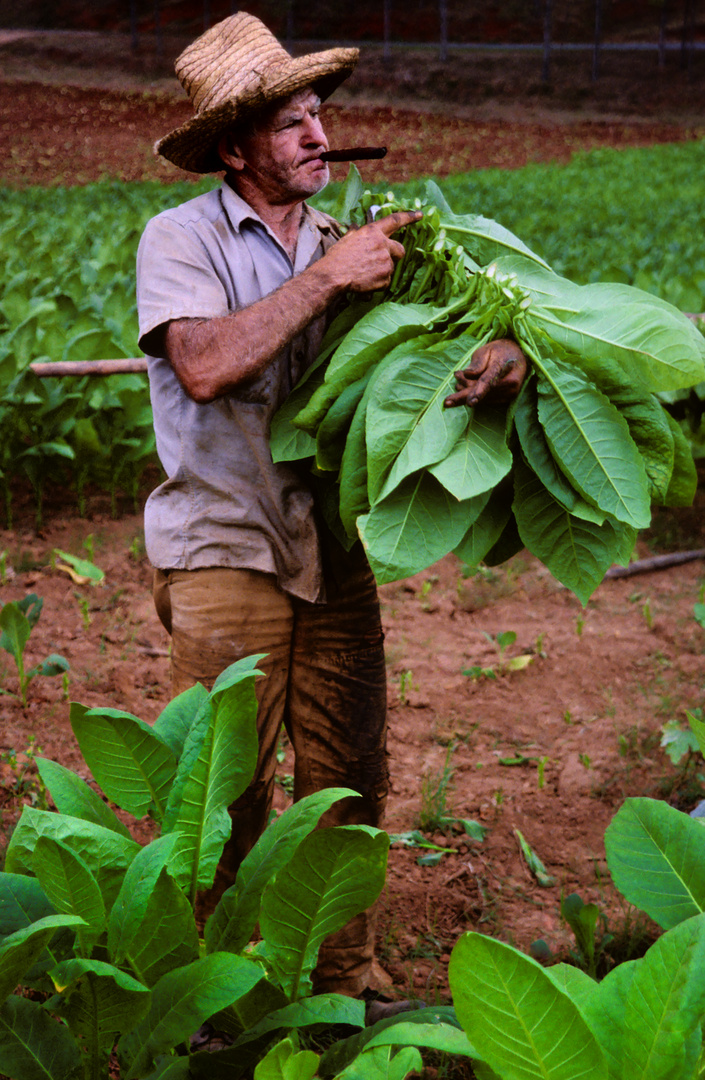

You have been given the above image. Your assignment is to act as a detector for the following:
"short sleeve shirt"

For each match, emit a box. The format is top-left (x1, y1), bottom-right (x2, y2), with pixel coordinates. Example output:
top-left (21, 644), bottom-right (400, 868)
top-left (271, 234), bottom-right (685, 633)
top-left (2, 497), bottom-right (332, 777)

top-left (136, 181), bottom-right (341, 603)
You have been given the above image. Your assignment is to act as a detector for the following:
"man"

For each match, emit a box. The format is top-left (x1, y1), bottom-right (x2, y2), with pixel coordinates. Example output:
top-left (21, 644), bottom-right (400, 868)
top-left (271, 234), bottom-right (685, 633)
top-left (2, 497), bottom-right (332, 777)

top-left (137, 12), bottom-right (525, 1002)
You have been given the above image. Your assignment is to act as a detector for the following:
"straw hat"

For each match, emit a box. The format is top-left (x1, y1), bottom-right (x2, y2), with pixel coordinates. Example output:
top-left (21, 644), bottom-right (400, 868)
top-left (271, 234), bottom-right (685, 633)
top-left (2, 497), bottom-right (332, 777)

top-left (156, 12), bottom-right (359, 173)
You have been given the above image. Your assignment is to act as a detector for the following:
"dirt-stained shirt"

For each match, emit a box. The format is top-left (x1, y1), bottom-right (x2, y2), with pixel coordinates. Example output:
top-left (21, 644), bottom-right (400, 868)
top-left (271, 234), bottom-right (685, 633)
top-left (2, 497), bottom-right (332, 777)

top-left (136, 181), bottom-right (341, 602)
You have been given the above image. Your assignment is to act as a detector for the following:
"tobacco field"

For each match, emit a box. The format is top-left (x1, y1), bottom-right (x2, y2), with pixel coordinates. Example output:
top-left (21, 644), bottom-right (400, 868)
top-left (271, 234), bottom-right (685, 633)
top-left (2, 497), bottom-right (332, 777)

top-left (1, 53), bottom-right (705, 1080)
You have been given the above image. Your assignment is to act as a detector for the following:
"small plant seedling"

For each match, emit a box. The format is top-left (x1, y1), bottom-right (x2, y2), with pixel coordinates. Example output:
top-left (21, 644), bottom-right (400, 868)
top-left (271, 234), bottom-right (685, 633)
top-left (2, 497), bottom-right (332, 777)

top-left (0, 550), bottom-right (7, 585)
top-left (463, 629), bottom-right (533, 680)
top-left (0, 735), bottom-right (48, 809)
top-left (514, 828), bottom-right (556, 887)
top-left (575, 612), bottom-right (586, 637)
top-left (61, 670), bottom-right (70, 700)
top-left (82, 533), bottom-right (95, 563)
top-left (398, 668), bottom-right (415, 704)
top-left (0, 594), bottom-right (69, 707)
top-left (642, 597), bottom-right (653, 630)
top-left (536, 755), bottom-right (549, 790)
top-left (694, 601), bottom-right (705, 630)
top-left (418, 743), bottom-right (455, 832)
top-left (579, 753), bottom-right (592, 770)
top-left (75, 592), bottom-right (91, 630)
top-left (128, 533), bottom-right (146, 560)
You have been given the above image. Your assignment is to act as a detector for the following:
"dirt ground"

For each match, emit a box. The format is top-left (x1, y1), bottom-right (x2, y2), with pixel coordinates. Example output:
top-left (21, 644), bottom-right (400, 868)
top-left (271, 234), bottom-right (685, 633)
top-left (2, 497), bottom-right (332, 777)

top-left (1, 33), bottom-right (705, 1011)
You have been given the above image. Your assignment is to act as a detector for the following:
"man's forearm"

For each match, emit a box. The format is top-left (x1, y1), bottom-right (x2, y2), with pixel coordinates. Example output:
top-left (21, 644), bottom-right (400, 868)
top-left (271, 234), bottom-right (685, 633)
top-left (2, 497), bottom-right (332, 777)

top-left (164, 258), bottom-right (345, 404)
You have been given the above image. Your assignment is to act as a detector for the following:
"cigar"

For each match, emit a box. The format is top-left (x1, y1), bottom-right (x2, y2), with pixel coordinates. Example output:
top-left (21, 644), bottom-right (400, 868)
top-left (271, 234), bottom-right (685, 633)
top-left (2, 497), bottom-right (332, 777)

top-left (320, 147), bottom-right (388, 162)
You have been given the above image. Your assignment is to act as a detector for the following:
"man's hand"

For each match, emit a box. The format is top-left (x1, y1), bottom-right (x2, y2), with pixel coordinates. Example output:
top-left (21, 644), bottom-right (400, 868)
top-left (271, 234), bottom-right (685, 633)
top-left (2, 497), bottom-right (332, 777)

top-left (444, 339), bottom-right (528, 408)
top-left (323, 210), bottom-right (422, 293)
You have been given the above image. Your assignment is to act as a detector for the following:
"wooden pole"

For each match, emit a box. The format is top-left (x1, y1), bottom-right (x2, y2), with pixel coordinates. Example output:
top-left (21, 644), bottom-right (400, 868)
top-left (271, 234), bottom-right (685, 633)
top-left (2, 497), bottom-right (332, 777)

top-left (30, 359), bottom-right (148, 377)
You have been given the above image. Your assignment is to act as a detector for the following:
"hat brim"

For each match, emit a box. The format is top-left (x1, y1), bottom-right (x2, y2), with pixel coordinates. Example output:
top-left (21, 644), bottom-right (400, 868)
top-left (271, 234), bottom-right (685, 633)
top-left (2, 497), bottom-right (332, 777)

top-left (156, 47), bottom-right (358, 174)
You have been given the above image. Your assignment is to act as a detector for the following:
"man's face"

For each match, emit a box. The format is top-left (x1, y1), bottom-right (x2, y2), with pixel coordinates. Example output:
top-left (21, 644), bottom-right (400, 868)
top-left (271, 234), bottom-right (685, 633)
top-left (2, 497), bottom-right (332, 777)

top-left (228, 89), bottom-right (330, 204)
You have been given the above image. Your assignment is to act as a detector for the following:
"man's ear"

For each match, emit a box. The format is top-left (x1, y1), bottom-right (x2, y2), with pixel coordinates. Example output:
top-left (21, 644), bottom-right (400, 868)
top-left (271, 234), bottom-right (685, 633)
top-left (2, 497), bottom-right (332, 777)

top-left (217, 132), bottom-right (245, 172)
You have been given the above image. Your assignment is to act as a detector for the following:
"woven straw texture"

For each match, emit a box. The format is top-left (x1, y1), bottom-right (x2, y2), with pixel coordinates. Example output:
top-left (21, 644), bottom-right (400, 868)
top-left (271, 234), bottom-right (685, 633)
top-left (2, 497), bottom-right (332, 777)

top-left (156, 12), bottom-right (358, 173)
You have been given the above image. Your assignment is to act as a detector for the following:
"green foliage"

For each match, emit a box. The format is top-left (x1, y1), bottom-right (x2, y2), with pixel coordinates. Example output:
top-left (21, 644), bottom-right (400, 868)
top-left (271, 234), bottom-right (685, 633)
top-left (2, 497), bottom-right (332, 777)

top-left (447, 790), bottom-right (705, 1079)
top-left (275, 174), bottom-right (704, 601)
top-left (2, 144), bottom-right (705, 523)
top-left (0, 655), bottom-right (401, 1080)
top-left (0, 593), bottom-right (69, 707)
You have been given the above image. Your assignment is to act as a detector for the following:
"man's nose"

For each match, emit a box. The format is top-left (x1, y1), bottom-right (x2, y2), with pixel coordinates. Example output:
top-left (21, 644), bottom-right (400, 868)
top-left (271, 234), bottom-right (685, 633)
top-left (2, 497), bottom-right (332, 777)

top-left (302, 113), bottom-right (327, 147)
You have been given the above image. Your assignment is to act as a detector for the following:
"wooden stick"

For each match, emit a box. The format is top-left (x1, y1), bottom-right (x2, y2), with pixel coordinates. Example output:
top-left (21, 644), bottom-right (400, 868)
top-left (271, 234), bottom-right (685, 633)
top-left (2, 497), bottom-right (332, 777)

top-left (605, 549), bottom-right (705, 579)
top-left (30, 358), bottom-right (148, 377)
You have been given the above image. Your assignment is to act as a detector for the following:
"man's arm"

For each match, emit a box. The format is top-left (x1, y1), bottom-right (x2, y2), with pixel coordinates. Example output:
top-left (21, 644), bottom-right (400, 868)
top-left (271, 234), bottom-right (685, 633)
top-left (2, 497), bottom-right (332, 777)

top-left (150, 210), bottom-right (421, 404)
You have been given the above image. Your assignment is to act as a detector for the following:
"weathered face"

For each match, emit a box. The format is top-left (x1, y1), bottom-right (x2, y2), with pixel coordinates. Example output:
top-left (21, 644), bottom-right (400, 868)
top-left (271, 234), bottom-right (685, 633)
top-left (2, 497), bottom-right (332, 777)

top-left (223, 88), bottom-right (330, 204)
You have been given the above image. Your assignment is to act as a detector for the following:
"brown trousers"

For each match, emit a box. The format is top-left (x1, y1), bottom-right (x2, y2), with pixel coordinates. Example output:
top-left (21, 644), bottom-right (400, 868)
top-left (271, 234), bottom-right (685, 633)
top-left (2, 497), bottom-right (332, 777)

top-left (152, 541), bottom-right (388, 995)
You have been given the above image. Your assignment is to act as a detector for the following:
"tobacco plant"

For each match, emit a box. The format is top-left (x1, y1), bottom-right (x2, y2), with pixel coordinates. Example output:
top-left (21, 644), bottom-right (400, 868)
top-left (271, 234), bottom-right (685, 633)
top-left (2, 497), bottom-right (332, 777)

top-left (272, 172), bottom-right (705, 604)
top-left (0, 655), bottom-right (462, 1080)
top-left (0, 593), bottom-right (69, 707)
top-left (443, 713), bottom-right (705, 1078)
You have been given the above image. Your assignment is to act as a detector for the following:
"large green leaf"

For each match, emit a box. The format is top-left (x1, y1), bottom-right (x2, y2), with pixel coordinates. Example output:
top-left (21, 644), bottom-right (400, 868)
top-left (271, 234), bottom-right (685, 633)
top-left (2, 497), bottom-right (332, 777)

top-left (513, 459), bottom-right (633, 605)
top-left (580, 960), bottom-right (637, 1080)
top-left (118, 953), bottom-right (266, 1079)
top-left (107, 834), bottom-right (178, 965)
top-left (453, 484), bottom-right (513, 568)
top-left (48, 957), bottom-right (151, 1067)
top-left (120, 870), bottom-right (200, 988)
top-left (151, 682), bottom-right (209, 759)
top-left (319, 1005), bottom-right (462, 1078)
top-left (617, 397), bottom-right (675, 504)
top-left (270, 301), bottom-right (374, 464)
top-left (0, 874), bottom-right (55, 943)
top-left (70, 703), bottom-right (177, 822)
top-left (335, 1044), bottom-right (423, 1080)
top-left (514, 379), bottom-right (604, 524)
top-left (531, 289), bottom-right (705, 393)
top-left (441, 212), bottom-right (551, 270)
top-left (588, 916), bottom-right (705, 1079)
top-left (259, 825), bottom-right (389, 1001)
top-left (205, 787), bottom-right (357, 955)
top-left (430, 405), bottom-right (512, 502)
top-left (365, 339), bottom-right (469, 503)
top-left (32, 838), bottom-right (106, 956)
top-left (0, 994), bottom-right (82, 1080)
top-left (0, 915), bottom-right (85, 1003)
top-left (0, 875), bottom-right (77, 990)
top-left (35, 758), bottom-right (131, 839)
top-left (604, 797), bottom-right (705, 929)
top-left (535, 356), bottom-right (651, 528)
top-left (359, 471), bottom-right (485, 584)
top-left (165, 659), bottom-right (262, 901)
top-left (662, 410), bottom-right (698, 506)
top-left (449, 932), bottom-right (607, 1079)
top-left (296, 302), bottom-right (441, 434)
top-left (5, 809), bottom-right (140, 914)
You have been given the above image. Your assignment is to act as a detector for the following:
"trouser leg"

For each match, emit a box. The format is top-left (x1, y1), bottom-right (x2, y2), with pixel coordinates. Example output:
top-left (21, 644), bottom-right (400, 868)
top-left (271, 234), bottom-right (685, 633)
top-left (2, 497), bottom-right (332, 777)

top-left (288, 547), bottom-right (388, 995)
top-left (153, 567), bottom-right (293, 918)
top-left (152, 552), bottom-right (388, 994)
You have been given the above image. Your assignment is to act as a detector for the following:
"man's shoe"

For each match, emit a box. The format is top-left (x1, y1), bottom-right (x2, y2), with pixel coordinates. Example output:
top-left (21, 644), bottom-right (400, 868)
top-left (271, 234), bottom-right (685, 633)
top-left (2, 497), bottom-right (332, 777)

top-left (189, 1021), bottom-right (234, 1052)
top-left (364, 996), bottom-right (420, 1026)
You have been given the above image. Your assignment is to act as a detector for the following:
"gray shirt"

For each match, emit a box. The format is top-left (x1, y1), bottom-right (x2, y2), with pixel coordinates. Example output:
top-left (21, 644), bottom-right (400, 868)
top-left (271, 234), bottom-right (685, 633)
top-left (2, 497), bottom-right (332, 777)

top-left (136, 181), bottom-right (340, 602)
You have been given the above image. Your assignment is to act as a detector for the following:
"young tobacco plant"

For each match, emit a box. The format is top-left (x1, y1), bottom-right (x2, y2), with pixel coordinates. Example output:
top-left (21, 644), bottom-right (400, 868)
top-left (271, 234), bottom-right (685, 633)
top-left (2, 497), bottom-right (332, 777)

top-left (0, 655), bottom-right (462, 1080)
top-left (445, 722), bottom-right (705, 1079)
top-left (0, 593), bottom-right (69, 707)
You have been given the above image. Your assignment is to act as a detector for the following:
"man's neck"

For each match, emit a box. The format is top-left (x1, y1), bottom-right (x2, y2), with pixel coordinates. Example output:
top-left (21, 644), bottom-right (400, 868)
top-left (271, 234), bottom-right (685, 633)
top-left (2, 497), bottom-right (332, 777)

top-left (228, 174), bottom-right (304, 263)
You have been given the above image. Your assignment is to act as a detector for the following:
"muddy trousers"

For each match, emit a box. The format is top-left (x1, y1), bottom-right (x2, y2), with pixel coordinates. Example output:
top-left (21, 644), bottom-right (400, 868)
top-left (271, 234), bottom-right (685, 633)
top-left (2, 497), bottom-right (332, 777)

top-left (152, 550), bottom-right (388, 996)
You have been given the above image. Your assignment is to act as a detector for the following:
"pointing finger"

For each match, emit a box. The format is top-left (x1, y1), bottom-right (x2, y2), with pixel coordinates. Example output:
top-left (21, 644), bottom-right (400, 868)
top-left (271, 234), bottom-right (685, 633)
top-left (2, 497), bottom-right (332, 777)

top-left (374, 210), bottom-right (423, 237)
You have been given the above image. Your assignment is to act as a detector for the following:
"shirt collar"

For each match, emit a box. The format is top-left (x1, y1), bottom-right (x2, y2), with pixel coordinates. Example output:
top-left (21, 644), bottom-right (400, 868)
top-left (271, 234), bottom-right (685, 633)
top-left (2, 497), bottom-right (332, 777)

top-left (220, 180), bottom-right (334, 242)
